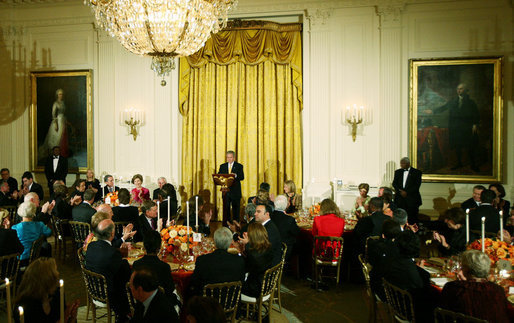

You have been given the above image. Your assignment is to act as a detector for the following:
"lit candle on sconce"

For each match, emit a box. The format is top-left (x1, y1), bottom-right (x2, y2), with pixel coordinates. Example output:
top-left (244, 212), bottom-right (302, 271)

top-left (344, 104), bottom-right (366, 142)
top-left (122, 107), bottom-right (144, 141)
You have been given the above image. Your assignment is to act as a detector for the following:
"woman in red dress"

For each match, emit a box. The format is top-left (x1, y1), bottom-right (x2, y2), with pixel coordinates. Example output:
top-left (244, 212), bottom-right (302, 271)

top-left (312, 198), bottom-right (345, 237)
top-left (131, 174), bottom-right (150, 204)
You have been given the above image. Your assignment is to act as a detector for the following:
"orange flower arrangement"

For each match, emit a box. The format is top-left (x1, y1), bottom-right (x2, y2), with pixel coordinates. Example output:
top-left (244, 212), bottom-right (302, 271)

top-left (104, 191), bottom-right (119, 206)
top-left (309, 203), bottom-right (321, 216)
top-left (468, 238), bottom-right (514, 265)
top-left (160, 225), bottom-right (196, 253)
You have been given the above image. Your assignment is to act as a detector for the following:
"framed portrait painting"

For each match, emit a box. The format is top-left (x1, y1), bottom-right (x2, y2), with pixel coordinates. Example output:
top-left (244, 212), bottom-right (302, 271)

top-left (409, 57), bottom-right (503, 183)
top-left (30, 70), bottom-right (93, 173)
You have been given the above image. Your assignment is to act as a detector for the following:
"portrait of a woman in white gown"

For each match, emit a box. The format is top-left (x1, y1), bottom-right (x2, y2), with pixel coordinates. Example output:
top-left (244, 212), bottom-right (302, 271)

top-left (38, 88), bottom-right (69, 159)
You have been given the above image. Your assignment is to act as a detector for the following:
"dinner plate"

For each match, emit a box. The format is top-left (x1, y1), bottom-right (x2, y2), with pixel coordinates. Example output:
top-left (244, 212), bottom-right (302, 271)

top-left (423, 266), bottom-right (441, 275)
top-left (431, 277), bottom-right (450, 287)
top-left (508, 295), bottom-right (514, 304)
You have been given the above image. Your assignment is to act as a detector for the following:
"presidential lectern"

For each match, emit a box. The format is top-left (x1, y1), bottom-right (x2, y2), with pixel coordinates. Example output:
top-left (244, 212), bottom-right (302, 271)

top-left (212, 173), bottom-right (236, 223)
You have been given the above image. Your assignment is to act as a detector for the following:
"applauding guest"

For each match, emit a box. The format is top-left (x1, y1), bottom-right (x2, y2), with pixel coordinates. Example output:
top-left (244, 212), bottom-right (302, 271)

top-left (190, 227), bottom-right (245, 296)
top-left (20, 171), bottom-right (44, 202)
top-left (72, 189), bottom-right (96, 224)
top-left (354, 197), bottom-right (389, 254)
top-left (71, 178), bottom-right (86, 200)
top-left (138, 200), bottom-right (161, 241)
top-left (352, 183), bottom-right (371, 219)
top-left (489, 183), bottom-right (511, 218)
top-left (0, 209), bottom-right (24, 256)
top-left (85, 169), bottom-right (102, 202)
top-left (433, 207), bottom-right (467, 256)
top-left (158, 183), bottom-right (178, 222)
top-left (103, 174), bottom-right (120, 196)
top-left (283, 180), bottom-right (300, 214)
top-left (131, 174), bottom-right (150, 204)
top-left (271, 195), bottom-right (300, 260)
top-left (113, 188), bottom-right (140, 225)
top-left (152, 176), bottom-right (167, 201)
top-left (460, 185), bottom-right (485, 211)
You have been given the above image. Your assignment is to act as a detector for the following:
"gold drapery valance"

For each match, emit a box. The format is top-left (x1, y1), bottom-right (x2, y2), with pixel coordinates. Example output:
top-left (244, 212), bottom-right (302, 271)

top-left (180, 21), bottom-right (303, 116)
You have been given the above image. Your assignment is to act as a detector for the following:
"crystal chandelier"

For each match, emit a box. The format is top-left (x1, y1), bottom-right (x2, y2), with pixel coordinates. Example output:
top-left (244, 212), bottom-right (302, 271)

top-left (85, 0), bottom-right (237, 85)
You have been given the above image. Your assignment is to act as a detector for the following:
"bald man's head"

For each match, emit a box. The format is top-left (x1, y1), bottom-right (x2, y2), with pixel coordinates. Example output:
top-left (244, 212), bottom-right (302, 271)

top-left (95, 219), bottom-right (115, 241)
top-left (96, 204), bottom-right (113, 218)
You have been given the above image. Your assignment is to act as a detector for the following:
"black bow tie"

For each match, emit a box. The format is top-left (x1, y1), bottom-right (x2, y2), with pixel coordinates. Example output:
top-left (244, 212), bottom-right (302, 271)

top-left (403, 169), bottom-right (409, 172)
top-left (53, 156), bottom-right (59, 159)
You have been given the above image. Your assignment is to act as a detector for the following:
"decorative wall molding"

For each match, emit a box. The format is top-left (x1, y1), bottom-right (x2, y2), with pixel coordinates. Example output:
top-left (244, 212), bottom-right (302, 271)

top-left (376, 1), bottom-right (406, 24)
top-left (306, 8), bottom-right (332, 27)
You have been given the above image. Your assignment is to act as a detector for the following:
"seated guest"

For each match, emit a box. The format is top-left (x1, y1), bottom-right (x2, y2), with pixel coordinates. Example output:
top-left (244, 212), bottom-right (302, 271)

top-left (133, 231), bottom-right (177, 300)
top-left (129, 268), bottom-right (179, 322)
top-left (433, 207), bottom-right (467, 256)
top-left (157, 183), bottom-right (178, 222)
top-left (190, 227), bottom-right (245, 296)
top-left (352, 183), bottom-right (371, 219)
top-left (228, 203), bottom-right (256, 241)
top-left (489, 183), bottom-right (511, 217)
top-left (248, 182), bottom-right (273, 204)
top-left (368, 219), bottom-right (401, 301)
top-left (381, 191), bottom-right (394, 217)
top-left (131, 174), bottom-right (150, 204)
top-left (239, 222), bottom-right (274, 297)
top-left (469, 189), bottom-right (500, 236)
top-left (249, 188), bottom-right (275, 212)
top-left (82, 211), bottom-right (111, 252)
top-left (103, 174), bottom-right (120, 196)
top-left (271, 195), bottom-right (300, 260)
top-left (23, 192), bottom-right (55, 225)
top-left (85, 219), bottom-right (132, 322)
top-left (384, 230), bottom-right (434, 323)
top-left (71, 178), bottom-right (86, 200)
top-left (0, 180), bottom-right (17, 206)
top-left (392, 208), bottom-right (408, 231)
top-left (14, 258), bottom-right (79, 323)
top-left (312, 198), bottom-right (345, 237)
top-left (187, 195), bottom-right (204, 229)
top-left (113, 188), bottom-right (140, 224)
top-left (51, 184), bottom-right (80, 220)
top-left (283, 180), bottom-right (300, 214)
top-left (251, 203), bottom-right (282, 266)
top-left (196, 203), bottom-right (213, 237)
top-left (82, 206), bottom-right (136, 251)
top-left (378, 186), bottom-right (397, 211)
top-left (138, 200), bottom-right (160, 241)
top-left (85, 169), bottom-right (102, 202)
top-left (0, 208), bottom-right (24, 256)
top-left (20, 171), bottom-right (44, 202)
top-left (354, 197), bottom-right (389, 254)
top-left (1, 167), bottom-right (18, 196)
top-left (72, 189), bottom-right (96, 224)
top-left (460, 185), bottom-right (485, 211)
top-left (152, 176), bottom-right (167, 200)
top-left (12, 201), bottom-right (52, 266)
top-left (441, 250), bottom-right (510, 323)
top-left (185, 296), bottom-right (226, 323)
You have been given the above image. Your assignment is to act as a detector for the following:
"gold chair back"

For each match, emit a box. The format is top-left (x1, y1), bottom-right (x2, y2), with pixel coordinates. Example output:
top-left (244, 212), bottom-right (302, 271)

top-left (69, 221), bottom-right (91, 245)
top-left (28, 236), bottom-right (46, 264)
top-left (203, 281), bottom-right (242, 322)
top-left (434, 307), bottom-right (488, 323)
top-left (382, 278), bottom-right (416, 322)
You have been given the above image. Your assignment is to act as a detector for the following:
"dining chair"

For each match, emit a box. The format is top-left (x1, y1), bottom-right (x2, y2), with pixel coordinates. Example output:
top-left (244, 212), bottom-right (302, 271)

top-left (382, 278), bottom-right (416, 323)
top-left (0, 253), bottom-right (20, 306)
top-left (51, 216), bottom-right (70, 258)
top-left (203, 281), bottom-right (242, 322)
top-left (82, 267), bottom-right (113, 323)
top-left (4, 205), bottom-right (18, 224)
top-left (434, 307), bottom-right (488, 323)
top-left (69, 221), bottom-right (91, 246)
top-left (312, 236), bottom-right (344, 290)
top-left (365, 236), bottom-right (380, 261)
top-left (271, 243), bottom-right (287, 313)
top-left (28, 235), bottom-right (46, 264)
top-left (358, 253), bottom-right (379, 323)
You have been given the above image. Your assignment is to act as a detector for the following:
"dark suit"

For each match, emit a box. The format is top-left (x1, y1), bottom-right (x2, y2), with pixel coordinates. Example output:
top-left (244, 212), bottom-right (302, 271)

top-left (72, 202), bottom-right (96, 224)
top-left (130, 290), bottom-right (179, 323)
top-left (461, 197), bottom-right (480, 211)
top-left (44, 155), bottom-right (68, 195)
top-left (113, 205), bottom-right (140, 224)
top-left (354, 211), bottom-right (390, 255)
top-left (0, 228), bottom-right (24, 256)
top-left (264, 220), bottom-right (282, 266)
top-left (159, 199), bottom-right (177, 222)
top-left (52, 197), bottom-right (72, 220)
top-left (0, 191), bottom-right (16, 206)
top-left (85, 240), bottom-right (131, 318)
top-left (368, 238), bottom-right (399, 300)
top-left (152, 188), bottom-right (160, 200)
top-left (469, 204), bottom-right (501, 237)
top-left (190, 249), bottom-right (245, 296)
top-left (270, 211), bottom-right (299, 260)
top-left (243, 247), bottom-right (273, 297)
top-left (6, 177), bottom-right (18, 194)
top-left (218, 161), bottom-right (244, 222)
top-left (137, 215), bottom-right (156, 242)
top-left (392, 167), bottom-right (422, 223)
top-left (133, 255), bottom-right (177, 299)
top-left (103, 185), bottom-right (120, 196)
top-left (28, 182), bottom-right (44, 202)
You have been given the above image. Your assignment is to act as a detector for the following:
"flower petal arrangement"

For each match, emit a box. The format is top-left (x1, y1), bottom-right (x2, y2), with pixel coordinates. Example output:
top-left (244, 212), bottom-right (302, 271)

top-left (468, 238), bottom-right (514, 265)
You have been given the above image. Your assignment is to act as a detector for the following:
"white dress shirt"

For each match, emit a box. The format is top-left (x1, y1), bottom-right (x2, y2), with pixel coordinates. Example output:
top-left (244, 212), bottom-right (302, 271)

top-left (53, 156), bottom-right (59, 172)
top-left (402, 168), bottom-right (410, 188)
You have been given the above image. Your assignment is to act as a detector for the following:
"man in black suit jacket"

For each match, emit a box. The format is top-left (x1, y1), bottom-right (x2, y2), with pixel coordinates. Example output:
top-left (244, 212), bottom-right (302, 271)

top-left (190, 227), bottom-right (245, 296)
top-left (133, 231), bottom-right (177, 300)
top-left (113, 189), bottom-right (140, 224)
top-left (0, 212), bottom-right (24, 256)
top-left (392, 157), bottom-right (422, 224)
top-left (354, 197), bottom-right (391, 255)
top-left (152, 177), bottom-right (167, 200)
top-left (270, 195), bottom-right (300, 260)
top-left (103, 174), bottom-right (120, 196)
top-left (1, 168), bottom-right (18, 195)
top-left (218, 150), bottom-right (244, 222)
top-left (137, 200), bottom-right (160, 242)
top-left (254, 203), bottom-right (282, 266)
top-left (157, 183), bottom-right (178, 222)
top-left (72, 189), bottom-right (96, 224)
top-left (460, 185), bottom-right (486, 211)
top-left (85, 219), bottom-right (132, 322)
top-left (44, 146), bottom-right (68, 196)
top-left (21, 171), bottom-right (44, 202)
top-left (129, 269), bottom-right (179, 323)
top-left (0, 180), bottom-right (16, 206)
top-left (469, 189), bottom-right (501, 237)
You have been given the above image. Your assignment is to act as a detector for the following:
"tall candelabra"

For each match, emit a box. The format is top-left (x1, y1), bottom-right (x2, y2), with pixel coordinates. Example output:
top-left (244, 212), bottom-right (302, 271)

top-left (345, 104), bottom-right (364, 142)
top-left (121, 108), bottom-right (144, 141)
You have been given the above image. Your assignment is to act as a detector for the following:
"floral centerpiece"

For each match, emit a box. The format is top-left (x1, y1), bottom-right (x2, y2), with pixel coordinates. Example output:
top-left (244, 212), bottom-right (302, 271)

top-left (309, 203), bottom-right (320, 217)
top-left (468, 238), bottom-right (514, 266)
top-left (105, 191), bottom-right (119, 206)
top-left (160, 225), bottom-right (195, 254)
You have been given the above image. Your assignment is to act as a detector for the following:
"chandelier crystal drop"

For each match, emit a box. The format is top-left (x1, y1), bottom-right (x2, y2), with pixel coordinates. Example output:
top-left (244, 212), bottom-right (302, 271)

top-left (85, 0), bottom-right (237, 83)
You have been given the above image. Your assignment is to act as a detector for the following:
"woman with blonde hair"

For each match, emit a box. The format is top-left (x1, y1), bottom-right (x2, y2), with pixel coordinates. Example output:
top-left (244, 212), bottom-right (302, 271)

top-left (352, 183), bottom-right (371, 219)
top-left (131, 174), bottom-right (150, 204)
top-left (283, 180), bottom-right (300, 214)
top-left (85, 169), bottom-right (102, 202)
top-left (15, 257), bottom-right (79, 323)
top-left (312, 198), bottom-right (345, 237)
top-left (240, 222), bottom-right (273, 297)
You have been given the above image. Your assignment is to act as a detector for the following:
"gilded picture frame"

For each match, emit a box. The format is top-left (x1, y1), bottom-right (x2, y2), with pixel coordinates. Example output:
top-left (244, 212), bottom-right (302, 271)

top-left (30, 70), bottom-right (93, 174)
top-left (409, 57), bottom-right (503, 183)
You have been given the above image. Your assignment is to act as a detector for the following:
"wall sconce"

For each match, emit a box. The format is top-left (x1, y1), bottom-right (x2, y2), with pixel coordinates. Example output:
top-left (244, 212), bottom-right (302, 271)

top-left (344, 104), bottom-right (365, 142)
top-left (121, 108), bottom-right (144, 141)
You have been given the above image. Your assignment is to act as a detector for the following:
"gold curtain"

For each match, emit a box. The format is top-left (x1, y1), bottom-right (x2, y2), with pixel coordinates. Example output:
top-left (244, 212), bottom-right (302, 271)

top-left (179, 21), bottom-right (303, 219)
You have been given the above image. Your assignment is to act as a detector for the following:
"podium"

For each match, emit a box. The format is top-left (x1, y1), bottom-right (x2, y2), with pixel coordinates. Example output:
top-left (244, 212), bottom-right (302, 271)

top-left (212, 173), bottom-right (236, 223)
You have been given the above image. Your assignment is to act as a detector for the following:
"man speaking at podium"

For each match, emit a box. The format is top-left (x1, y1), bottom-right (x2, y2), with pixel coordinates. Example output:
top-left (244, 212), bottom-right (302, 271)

top-left (218, 150), bottom-right (244, 223)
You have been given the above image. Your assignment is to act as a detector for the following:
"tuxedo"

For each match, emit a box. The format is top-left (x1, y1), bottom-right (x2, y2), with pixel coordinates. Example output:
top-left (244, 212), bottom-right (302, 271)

top-left (103, 185), bottom-right (120, 196)
top-left (72, 202), bottom-right (96, 224)
top-left (270, 210), bottom-right (300, 260)
top-left (85, 240), bottom-right (131, 318)
top-left (218, 161), bottom-right (244, 222)
top-left (133, 255), bottom-right (177, 300)
top-left (190, 249), bottom-right (245, 296)
top-left (44, 155), bottom-right (68, 195)
top-left (392, 167), bottom-right (422, 223)
top-left (469, 204), bottom-right (501, 237)
top-left (461, 197), bottom-right (480, 211)
top-left (354, 211), bottom-right (390, 255)
top-left (263, 220), bottom-right (282, 266)
top-left (0, 228), bottom-right (24, 256)
top-left (28, 182), bottom-right (44, 202)
top-left (130, 290), bottom-right (179, 323)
